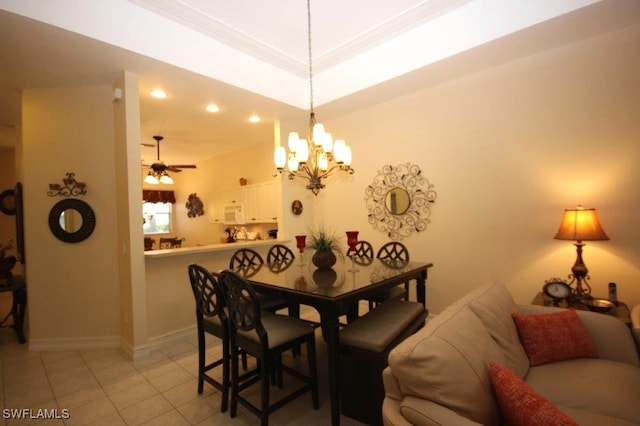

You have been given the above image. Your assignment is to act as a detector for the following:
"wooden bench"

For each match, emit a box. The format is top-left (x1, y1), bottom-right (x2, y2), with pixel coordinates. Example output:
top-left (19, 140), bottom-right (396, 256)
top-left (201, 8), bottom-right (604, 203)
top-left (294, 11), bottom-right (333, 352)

top-left (339, 299), bottom-right (428, 425)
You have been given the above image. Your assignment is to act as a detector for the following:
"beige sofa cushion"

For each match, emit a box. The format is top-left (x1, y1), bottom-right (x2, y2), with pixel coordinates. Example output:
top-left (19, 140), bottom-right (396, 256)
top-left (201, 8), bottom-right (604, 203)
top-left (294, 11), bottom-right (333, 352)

top-left (388, 303), bottom-right (507, 425)
top-left (525, 358), bottom-right (640, 424)
top-left (467, 282), bottom-right (530, 378)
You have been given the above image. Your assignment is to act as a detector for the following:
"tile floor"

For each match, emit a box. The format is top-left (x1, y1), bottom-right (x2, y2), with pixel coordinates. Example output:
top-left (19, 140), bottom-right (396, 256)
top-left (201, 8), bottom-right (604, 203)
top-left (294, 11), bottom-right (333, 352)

top-left (0, 310), bottom-right (367, 425)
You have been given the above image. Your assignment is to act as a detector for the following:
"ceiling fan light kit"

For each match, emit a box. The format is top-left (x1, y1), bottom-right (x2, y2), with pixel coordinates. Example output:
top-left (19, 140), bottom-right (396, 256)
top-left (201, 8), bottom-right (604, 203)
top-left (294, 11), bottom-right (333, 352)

top-left (143, 135), bottom-right (196, 185)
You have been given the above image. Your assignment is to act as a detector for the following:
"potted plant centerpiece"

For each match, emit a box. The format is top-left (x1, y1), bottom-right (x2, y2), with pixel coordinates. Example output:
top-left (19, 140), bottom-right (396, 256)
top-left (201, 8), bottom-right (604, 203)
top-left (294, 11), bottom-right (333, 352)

top-left (308, 225), bottom-right (343, 270)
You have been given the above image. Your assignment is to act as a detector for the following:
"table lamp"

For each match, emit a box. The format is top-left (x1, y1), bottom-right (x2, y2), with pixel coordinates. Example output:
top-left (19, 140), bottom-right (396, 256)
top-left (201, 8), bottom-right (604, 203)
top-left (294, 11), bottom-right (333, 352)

top-left (554, 205), bottom-right (609, 298)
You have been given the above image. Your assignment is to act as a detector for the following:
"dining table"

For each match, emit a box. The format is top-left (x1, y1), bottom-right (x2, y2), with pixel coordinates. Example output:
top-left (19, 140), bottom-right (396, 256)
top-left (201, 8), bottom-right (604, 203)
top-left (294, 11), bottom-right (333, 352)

top-left (233, 255), bottom-right (433, 426)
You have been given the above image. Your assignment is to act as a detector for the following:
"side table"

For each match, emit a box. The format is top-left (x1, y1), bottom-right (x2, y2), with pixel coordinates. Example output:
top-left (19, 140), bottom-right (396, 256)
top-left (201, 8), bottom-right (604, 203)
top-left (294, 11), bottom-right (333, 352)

top-left (0, 275), bottom-right (27, 343)
top-left (532, 292), bottom-right (631, 327)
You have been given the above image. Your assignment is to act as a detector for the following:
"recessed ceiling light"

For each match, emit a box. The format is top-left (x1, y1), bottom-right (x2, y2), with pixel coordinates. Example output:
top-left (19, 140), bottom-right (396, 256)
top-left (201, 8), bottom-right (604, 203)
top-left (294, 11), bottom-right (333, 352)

top-left (249, 115), bottom-right (261, 123)
top-left (150, 89), bottom-right (167, 99)
top-left (206, 104), bottom-right (220, 113)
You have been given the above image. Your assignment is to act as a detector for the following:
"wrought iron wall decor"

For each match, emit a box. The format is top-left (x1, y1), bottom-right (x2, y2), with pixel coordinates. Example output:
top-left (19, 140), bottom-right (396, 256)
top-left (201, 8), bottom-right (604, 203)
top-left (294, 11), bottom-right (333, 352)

top-left (185, 193), bottom-right (204, 218)
top-left (48, 172), bottom-right (87, 197)
top-left (364, 163), bottom-right (437, 240)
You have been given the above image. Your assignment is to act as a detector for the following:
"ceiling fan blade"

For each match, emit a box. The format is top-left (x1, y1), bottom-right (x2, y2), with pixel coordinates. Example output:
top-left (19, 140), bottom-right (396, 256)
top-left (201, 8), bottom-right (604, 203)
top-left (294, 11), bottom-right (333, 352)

top-left (168, 164), bottom-right (197, 169)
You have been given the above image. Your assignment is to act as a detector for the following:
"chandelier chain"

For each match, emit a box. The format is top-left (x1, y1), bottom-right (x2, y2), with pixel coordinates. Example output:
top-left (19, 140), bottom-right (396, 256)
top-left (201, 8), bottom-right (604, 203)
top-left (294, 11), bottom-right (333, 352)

top-left (271, 0), bottom-right (354, 195)
top-left (307, 0), bottom-right (314, 113)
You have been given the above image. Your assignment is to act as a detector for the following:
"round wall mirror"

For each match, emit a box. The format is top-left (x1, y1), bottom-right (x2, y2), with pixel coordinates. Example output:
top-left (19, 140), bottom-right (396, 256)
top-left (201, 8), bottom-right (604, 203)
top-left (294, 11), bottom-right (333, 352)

top-left (59, 208), bottom-right (84, 233)
top-left (0, 189), bottom-right (16, 215)
top-left (385, 187), bottom-right (410, 215)
top-left (48, 199), bottom-right (96, 243)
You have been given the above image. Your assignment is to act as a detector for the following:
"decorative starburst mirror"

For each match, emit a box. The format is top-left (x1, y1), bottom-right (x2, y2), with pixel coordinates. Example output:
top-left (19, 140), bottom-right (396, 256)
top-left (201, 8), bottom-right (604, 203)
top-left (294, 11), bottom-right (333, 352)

top-left (364, 163), bottom-right (437, 240)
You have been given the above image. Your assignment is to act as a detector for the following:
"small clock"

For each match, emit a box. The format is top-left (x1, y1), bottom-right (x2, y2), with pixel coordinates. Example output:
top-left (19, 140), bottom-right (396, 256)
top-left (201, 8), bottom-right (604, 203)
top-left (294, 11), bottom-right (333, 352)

top-left (543, 279), bottom-right (572, 300)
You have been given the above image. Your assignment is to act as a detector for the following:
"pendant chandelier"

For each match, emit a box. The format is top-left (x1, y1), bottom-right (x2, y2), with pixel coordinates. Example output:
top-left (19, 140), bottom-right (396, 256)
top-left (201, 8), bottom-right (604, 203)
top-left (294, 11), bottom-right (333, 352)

top-left (273, 0), bottom-right (354, 196)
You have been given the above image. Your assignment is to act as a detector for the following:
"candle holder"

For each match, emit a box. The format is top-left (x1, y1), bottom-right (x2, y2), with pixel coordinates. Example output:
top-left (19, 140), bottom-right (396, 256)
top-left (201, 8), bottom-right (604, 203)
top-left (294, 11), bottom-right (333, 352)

top-left (346, 231), bottom-right (359, 272)
top-left (295, 235), bottom-right (306, 266)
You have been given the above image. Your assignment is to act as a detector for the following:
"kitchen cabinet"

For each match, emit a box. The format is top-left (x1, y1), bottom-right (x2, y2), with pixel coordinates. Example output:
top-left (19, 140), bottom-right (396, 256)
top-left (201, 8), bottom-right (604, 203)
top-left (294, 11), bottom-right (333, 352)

top-left (209, 188), bottom-right (243, 223)
top-left (210, 182), bottom-right (277, 225)
top-left (208, 191), bottom-right (223, 224)
top-left (245, 181), bottom-right (278, 224)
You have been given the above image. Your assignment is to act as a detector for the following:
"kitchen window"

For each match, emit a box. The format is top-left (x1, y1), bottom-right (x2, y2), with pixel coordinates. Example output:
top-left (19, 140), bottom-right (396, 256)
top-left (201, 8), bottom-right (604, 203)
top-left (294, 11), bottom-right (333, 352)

top-left (142, 190), bottom-right (176, 235)
top-left (143, 202), bottom-right (173, 234)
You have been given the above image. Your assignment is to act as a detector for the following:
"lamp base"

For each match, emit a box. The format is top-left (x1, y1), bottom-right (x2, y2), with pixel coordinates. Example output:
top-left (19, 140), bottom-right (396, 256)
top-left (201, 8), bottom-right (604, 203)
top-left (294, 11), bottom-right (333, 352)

top-left (567, 241), bottom-right (592, 299)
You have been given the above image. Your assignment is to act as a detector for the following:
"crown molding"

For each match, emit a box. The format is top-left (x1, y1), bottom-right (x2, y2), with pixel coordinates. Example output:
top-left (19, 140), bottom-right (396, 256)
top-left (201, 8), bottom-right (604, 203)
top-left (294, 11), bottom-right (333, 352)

top-left (127, 0), bottom-right (472, 77)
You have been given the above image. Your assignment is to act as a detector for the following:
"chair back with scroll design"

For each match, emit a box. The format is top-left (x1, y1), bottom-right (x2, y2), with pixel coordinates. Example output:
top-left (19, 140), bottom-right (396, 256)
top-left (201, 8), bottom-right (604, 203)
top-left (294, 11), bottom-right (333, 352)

top-left (376, 242), bottom-right (410, 262)
top-left (351, 241), bottom-right (374, 266)
top-left (220, 270), bottom-right (319, 424)
top-left (229, 248), bottom-right (264, 277)
top-left (266, 244), bottom-right (295, 272)
top-left (228, 248), bottom-right (291, 314)
top-left (229, 248), bottom-right (263, 268)
top-left (365, 242), bottom-right (411, 310)
top-left (187, 263), bottom-right (230, 412)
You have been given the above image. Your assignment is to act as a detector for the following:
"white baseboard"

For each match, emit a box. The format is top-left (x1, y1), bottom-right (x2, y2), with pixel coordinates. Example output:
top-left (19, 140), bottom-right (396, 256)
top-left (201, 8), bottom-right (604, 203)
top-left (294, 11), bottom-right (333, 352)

top-left (28, 335), bottom-right (121, 352)
top-left (27, 326), bottom-right (197, 361)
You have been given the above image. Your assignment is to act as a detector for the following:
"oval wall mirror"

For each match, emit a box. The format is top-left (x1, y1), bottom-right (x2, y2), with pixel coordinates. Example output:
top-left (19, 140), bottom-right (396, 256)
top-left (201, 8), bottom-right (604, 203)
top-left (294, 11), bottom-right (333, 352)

top-left (48, 198), bottom-right (96, 243)
top-left (365, 163), bottom-right (437, 240)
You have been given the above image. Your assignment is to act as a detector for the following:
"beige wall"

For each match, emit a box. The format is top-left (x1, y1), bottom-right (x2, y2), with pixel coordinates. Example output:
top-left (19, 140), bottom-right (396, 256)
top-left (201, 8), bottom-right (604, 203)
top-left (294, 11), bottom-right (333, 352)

top-left (22, 87), bottom-right (121, 348)
top-left (14, 20), bottom-right (640, 350)
top-left (290, 23), bottom-right (640, 312)
top-left (167, 140), bottom-right (279, 247)
top-left (113, 72), bottom-right (148, 358)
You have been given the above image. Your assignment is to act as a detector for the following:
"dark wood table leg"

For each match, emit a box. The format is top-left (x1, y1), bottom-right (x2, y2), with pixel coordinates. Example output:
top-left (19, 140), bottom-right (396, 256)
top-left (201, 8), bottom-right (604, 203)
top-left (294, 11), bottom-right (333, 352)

top-left (346, 302), bottom-right (358, 323)
top-left (416, 269), bottom-right (427, 307)
top-left (321, 306), bottom-right (341, 426)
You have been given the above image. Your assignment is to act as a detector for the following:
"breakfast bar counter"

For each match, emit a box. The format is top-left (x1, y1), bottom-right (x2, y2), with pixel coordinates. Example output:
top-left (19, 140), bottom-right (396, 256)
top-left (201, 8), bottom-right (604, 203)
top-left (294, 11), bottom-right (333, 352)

top-left (144, 239), bottom-right (288, 259)
top-left (142, 239), bottom-right (290, 350)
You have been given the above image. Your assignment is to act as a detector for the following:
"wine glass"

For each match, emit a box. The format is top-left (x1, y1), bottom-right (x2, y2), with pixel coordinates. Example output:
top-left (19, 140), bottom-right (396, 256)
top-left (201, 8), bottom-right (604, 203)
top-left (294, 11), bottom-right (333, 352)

top-left (295, 235), bottom-right (306, 265)
top-left (345, 231), bottom-right (359, 272)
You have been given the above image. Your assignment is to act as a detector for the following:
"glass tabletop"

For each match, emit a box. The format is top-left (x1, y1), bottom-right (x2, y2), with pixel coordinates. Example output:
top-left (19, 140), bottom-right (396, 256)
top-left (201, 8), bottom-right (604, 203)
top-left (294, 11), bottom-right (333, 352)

top-left (232, 257), bottom-right (430, 299)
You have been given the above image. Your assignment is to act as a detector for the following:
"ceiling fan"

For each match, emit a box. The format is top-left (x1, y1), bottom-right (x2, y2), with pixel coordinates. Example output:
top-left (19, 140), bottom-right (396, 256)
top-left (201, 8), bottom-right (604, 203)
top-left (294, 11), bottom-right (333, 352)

top-left (143, 135), bottom-right (196, 184)
top-left (144, 135), bottom-right (197, 173)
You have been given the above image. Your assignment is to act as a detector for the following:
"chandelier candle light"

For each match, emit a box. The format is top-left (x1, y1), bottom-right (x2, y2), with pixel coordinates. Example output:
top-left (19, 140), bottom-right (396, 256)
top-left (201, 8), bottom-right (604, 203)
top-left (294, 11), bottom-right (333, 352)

top-left (273, 0), bottom-right (354, 196)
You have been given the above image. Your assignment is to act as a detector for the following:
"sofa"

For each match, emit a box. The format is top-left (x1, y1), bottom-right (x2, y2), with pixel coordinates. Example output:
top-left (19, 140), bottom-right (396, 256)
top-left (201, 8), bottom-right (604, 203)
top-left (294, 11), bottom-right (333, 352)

top-left (382, 282), bottom-right (640, 425)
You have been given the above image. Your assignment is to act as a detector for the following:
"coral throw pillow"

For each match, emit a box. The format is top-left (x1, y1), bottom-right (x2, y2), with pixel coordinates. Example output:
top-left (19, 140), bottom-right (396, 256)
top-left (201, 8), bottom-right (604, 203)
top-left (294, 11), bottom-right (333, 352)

top-left (490, 362), bottom-right (578, 426)
top-left (511, 310), bottom-right (598, 366)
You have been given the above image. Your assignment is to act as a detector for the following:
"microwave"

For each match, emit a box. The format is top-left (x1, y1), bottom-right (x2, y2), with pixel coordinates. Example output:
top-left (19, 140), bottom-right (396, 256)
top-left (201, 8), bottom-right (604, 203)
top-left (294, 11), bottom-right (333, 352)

top-left (223, 203), bottom-right (246, 225)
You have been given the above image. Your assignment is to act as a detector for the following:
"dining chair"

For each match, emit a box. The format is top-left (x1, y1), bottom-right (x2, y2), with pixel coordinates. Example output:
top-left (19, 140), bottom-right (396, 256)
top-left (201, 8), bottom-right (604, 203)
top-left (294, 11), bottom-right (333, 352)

top-left (187, 263), bottom-right (231, 412)
top-left (365, 242), bottom-right (411, 310)
top-left (266, 244), bottom-right (301, 350)
top-left (350, 240), bottom-right (375, 266)
top-left (220, 270), bottom-right (319, 426)
top-left (266, 244), bottom-right (295, 272)
top-left (229, 248), bottom-right (291, 314)
top-left (159, 237), bottom-right (185, 249)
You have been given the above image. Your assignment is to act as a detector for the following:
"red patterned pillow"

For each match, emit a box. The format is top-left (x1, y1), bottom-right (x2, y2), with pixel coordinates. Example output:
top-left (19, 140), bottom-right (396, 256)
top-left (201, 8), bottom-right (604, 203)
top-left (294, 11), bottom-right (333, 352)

top-left (512, 310), bottom-right (598, 366)
top-left (490, 362), bottom-right (578, 426)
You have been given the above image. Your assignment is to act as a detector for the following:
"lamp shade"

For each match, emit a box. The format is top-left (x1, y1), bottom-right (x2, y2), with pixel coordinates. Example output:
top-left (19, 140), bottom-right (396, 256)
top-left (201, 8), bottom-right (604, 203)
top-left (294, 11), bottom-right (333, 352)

top-left (554, 206), bottom-right (609, 241)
